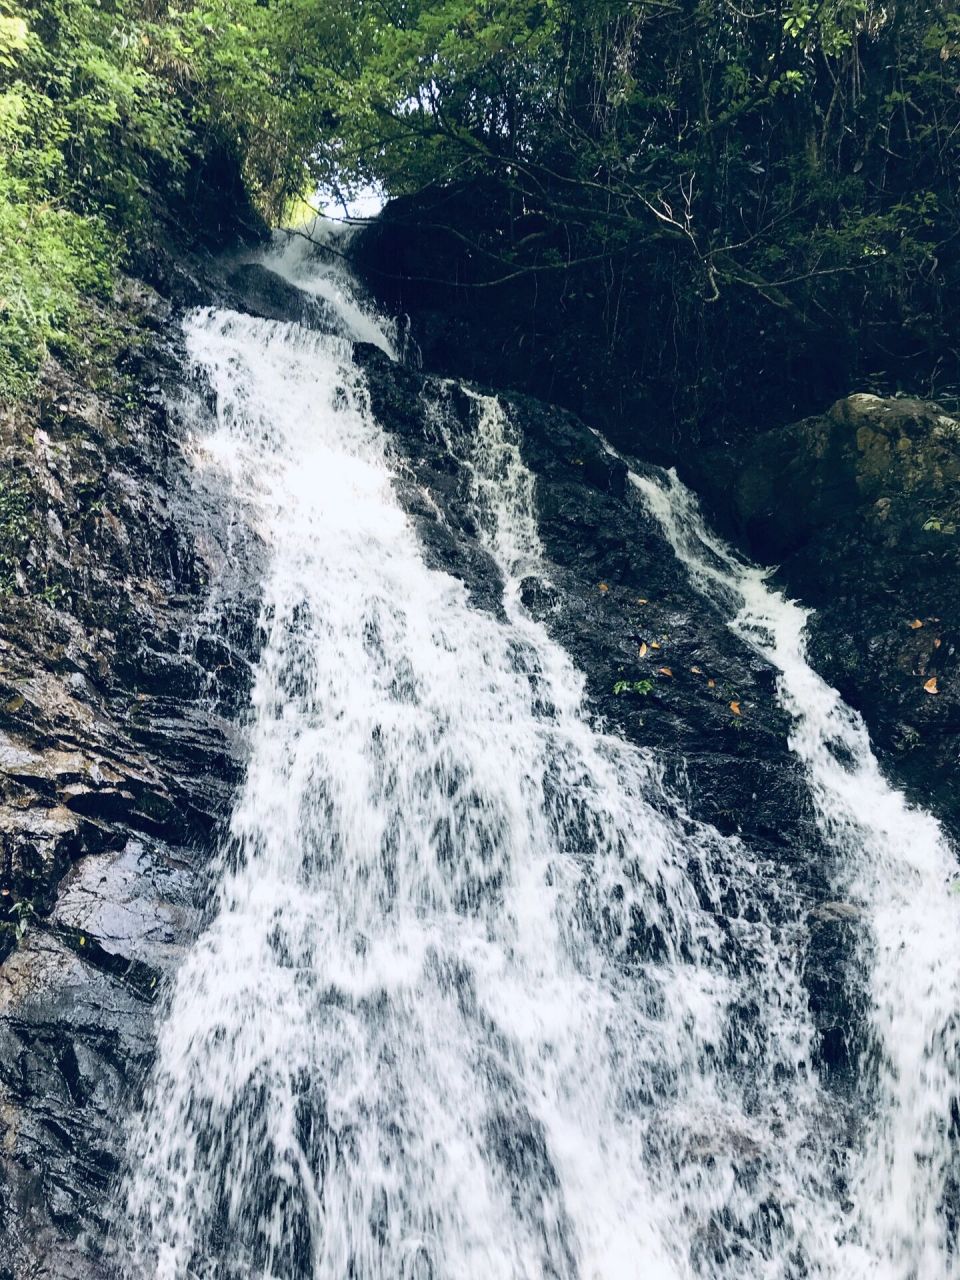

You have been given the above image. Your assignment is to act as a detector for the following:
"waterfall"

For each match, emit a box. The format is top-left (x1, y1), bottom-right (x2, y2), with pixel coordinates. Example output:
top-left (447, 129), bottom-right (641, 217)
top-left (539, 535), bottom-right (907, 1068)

top-left (119, 232), bottom-right (958, 1279)
top-left (633, 467), bottom-right (960, 1278)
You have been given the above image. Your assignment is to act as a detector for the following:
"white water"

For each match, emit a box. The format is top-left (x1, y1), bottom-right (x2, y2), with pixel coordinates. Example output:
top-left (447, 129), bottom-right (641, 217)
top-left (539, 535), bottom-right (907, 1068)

top-left (634, 467), bottom-right (960, 1278)
top-left (120, 234), bottom-right (958, 1278)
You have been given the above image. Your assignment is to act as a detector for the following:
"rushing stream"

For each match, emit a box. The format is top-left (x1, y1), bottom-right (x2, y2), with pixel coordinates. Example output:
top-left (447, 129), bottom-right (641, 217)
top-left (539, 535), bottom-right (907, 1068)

top-left (119, 231), bottom-right (959, 1279)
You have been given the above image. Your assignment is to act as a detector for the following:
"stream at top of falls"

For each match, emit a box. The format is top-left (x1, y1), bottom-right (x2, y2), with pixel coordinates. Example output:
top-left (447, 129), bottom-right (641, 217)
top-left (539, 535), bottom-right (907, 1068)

top-left (117, 227), bottom-right (960, 1280)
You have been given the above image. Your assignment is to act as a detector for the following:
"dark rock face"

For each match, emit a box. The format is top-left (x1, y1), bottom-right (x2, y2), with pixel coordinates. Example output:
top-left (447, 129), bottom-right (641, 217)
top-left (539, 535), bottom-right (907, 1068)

top-left (692, 393), bottom-right (960, 838)
top-left (353, 202), bottom-right (960, 838)
top-left (0, 232), bottom-right (337, 1277)
top-left (0, 281), bottom-right (263, 1277)
top-left (223, 263), bottom-right (329, 329)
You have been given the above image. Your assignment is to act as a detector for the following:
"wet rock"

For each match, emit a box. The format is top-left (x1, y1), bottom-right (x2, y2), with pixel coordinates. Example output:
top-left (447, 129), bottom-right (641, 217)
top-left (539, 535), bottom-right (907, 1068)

top-left (0, 806), bottom-right (118, 913)
top-left (804, 907), bottom-right (868, 1085)
top-left (694, 394), bottom-right (960, 836)
top-left (359, 346), bottom-right (819, 856)
top-left (0, 274), bottom-right (257, 1276)
top-left (0, 930), bottom-right (158, 1273)
top-left (225, 262), bottom-right (331, 330)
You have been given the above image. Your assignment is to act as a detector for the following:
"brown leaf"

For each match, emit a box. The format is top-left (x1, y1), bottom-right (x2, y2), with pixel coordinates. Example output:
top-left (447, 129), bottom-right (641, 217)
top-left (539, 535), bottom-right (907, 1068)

top-left (934, 638), bottom-right (942, 649)
top-left (707, 678), bottom-right (716, 689)
top-left (650, 640), bottom-right (661, 649)
top-left (658, 667), bottom-right (673, 677)
top-left (636, 597), bottom-right (648, 605)
top-left (690, 666), bottom-right (703, 675)
top-left (638, 642), bottom-right (648, 657)
top-left (924, 676), bottom-right (939, 695)
top-left (729, 701), bottom-right (742, 716)
top-left (910, 618), bottom-right (924, 629)
top-left (598, 582), bottom-right (609, 593)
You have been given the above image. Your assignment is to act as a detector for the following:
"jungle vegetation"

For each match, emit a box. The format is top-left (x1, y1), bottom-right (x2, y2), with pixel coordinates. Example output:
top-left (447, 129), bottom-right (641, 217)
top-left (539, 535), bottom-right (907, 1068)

top-left (2, 0), bottom-right (958, 423)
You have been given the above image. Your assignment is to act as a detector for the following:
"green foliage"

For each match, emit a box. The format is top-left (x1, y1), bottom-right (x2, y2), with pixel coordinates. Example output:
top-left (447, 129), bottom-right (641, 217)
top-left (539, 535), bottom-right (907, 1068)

top-left (304, 0), bottom-right (960, 419)
top-left (0, 0), bottom-right (180, 396)
top-left (0, 195), bottom-right (117, 398)
top-left (3, 0), bottom-right (957, 420)
top-left (7, 898), bottom-right (34, 942)
top-left (613, 679), bottom-right (653, 697)
top-left (0, 475), bottom-right (34, 592)
top-left (0, 0), bottom-right (322, 400)
top-left (922, 517), bottom-right (957, 536)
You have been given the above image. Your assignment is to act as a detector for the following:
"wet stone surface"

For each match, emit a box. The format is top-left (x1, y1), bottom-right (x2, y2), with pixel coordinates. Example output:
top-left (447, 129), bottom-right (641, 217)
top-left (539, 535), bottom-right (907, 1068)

top-left (693, 393), bottom-right (960, 843)
top-left (0, 280), bottom-right (263, 1276)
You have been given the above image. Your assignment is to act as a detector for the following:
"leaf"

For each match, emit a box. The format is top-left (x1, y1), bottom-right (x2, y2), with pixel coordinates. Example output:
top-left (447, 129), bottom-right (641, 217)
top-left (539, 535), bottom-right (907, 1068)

top-left (690, 665), bottom-right (703, 674)
top-left (598, 582), bottom-right (609, 592)
top-left (650, 641), bottom-right (661, 649)
top-left (636, 598), bottom-right (648, 605)
top-left (910, 618), bottom-right (924, 629)
top-left (79, 935), bottom-right (86, 946)
top-left (729, 700), bottom-right (742, 715)
top-left (924, 676), bottom-right (939, 695)
top-left (638, 642), bottom-right (648, 657)
top-left (707, 678), bottom-right (716, 689)
top-left (658, 666), bottom-right (673, 677)
top-left (934, 638), bottom-right (942, 649)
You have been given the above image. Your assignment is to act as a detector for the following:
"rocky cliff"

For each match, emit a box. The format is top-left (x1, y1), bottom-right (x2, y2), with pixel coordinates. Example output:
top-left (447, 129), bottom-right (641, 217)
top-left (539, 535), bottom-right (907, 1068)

top-left (0, 226), bottom-right (954, 1274)
top-left (0, 252), bottom-right (264, 1277)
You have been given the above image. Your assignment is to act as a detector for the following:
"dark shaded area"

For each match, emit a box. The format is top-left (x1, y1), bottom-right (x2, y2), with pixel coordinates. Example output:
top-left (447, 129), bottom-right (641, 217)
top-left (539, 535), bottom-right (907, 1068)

top-left (352, 183), bottom-right (959, 464)
top-left (353, 198), bottom-right (960, 849)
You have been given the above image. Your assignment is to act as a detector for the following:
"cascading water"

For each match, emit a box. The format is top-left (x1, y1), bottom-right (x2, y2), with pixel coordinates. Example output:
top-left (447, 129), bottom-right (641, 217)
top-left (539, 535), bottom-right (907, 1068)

top-left (119, 230), bottom-right (957, 1278)
top-left (632, 467), bottom-right (960, 1278)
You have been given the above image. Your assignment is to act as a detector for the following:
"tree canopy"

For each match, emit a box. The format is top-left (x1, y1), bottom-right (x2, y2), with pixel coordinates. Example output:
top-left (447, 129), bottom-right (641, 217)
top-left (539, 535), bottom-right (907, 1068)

top-left (2, 0), bottom-right (958, 416)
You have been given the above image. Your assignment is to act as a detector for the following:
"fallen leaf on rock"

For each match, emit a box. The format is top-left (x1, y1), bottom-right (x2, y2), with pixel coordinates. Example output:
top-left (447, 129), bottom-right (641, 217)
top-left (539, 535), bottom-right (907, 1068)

top-left (650, 641), bottom-right (661, 649)
top-left (638, 642), bottom-right (648, 657)
top-left (599, 582), bottom-right (609, 593)
top-left (910, 619), bottom-right (924, 630)
top-left (690, 666), bottom-right (703, 675)
top-left (636, 598), bottom-right (648, 605)
top-left (924, 677), bottom-right (939, 695)
top-left (707, 678), bottom-right (716, 689)
top-left (658, 667), bottom-right (673, 677)
top-left (934, 638), bottom-right (942, 649)
top-left (729, 701), bottom-right (742, 716)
